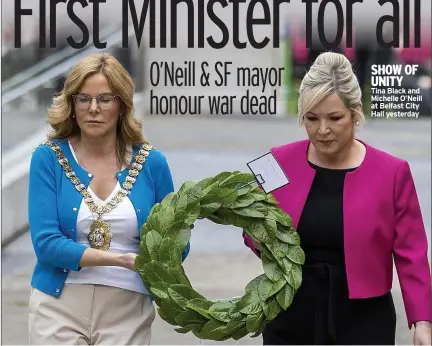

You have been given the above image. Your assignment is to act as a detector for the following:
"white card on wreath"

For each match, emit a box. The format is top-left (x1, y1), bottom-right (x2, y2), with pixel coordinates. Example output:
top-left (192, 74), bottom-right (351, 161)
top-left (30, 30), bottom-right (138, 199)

top-left (247, 152), bottom-right (290, 194)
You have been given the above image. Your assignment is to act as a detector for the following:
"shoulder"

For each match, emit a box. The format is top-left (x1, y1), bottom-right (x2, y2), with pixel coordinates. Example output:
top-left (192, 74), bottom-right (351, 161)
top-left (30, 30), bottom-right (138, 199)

top-left (270, 139), bottom-right (309, 158)
top-left (132, 143), bottom-right (170, 169)
top-left (31, 138), bottom-right (69, 168)
top-left (148, 147), bottom-right (169, 166)
top-left (32, 138), bottom-right (68, 154)
top-left (364, 142), bottom-right (408, 171)
top-left (132, 143), bottom-right (173, 189)
top-left (361, 141), bottom-right (414, 188)
top-left (31, 139), bottom-right (60, 161)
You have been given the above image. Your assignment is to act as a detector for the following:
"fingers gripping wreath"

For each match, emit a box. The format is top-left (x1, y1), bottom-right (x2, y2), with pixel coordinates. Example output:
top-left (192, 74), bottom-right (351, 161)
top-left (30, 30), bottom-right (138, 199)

top-left (135, 171), bottom-right (305, 341)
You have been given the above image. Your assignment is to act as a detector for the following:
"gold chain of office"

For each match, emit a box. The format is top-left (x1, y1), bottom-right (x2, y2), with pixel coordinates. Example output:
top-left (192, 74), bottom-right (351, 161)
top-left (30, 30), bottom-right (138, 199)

top-left (36, 141), bottom-right (152, 251)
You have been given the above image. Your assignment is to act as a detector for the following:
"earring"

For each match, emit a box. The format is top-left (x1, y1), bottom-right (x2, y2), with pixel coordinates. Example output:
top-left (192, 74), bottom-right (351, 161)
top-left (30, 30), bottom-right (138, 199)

top-left (355, 121), bottom-right (359, 126)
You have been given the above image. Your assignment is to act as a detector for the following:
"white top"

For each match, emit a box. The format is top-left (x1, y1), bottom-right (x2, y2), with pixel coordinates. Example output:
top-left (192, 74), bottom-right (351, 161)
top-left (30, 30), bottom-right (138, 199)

top-left (64, 141), bottom-right (149, 295)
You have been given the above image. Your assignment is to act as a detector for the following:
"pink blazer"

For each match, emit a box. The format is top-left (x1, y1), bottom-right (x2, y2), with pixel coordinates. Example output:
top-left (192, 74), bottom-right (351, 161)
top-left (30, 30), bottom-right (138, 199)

top-left (243, 139), bottom-right (431, 328)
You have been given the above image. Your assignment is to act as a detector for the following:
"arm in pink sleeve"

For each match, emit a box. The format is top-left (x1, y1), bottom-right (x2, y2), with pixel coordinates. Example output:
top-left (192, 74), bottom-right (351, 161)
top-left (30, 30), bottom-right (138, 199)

top-left (393, 160), bottom-right (432, 328)
top-left (242, 232), bottom-right (260, 257)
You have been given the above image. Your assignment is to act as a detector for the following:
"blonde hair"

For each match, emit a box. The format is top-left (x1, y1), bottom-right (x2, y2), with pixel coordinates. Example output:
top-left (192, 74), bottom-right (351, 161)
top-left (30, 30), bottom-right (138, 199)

top-left (297, 52), bottom-right (365, 127)
top-left (47, 52), bottom-right (147, 167)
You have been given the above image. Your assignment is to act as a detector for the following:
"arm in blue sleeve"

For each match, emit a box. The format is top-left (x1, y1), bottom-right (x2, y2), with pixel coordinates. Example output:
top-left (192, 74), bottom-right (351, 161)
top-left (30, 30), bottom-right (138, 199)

top-left (154, 150), bottom-right (175, 204)
top-left (28, 145), bottom-right (87, 271)
top-left (153, 149), bottom-right (191, 261)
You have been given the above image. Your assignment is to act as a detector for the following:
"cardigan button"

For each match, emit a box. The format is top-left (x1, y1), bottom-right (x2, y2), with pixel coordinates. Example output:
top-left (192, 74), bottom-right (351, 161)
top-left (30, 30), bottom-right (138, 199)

top-left (88, 173), bottom-right (93, 178)
top-left (56, 288), bottom-right (60, 293)
top-left (118, 173), bottom-right (122, 177)
top-left (71, 229), bottom-right (75, 232)
top-left (137, 209), bottom-right (140, 213)
top-left (73, 208), bottom-right (77, 212)
top-left (63, 269), bottom-right (68, 273)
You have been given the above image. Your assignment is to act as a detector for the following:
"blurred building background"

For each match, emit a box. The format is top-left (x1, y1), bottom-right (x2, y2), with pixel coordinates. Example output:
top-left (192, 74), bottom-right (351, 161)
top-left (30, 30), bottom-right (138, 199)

top-left (2, 1), bottom-right (431, 344)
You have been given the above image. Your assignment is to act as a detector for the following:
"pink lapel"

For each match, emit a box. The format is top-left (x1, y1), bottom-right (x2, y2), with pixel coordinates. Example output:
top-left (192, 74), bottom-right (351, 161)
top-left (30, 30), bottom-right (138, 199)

top-left (270, 140), bottom-right (316, 230)
top-left (270, 139), bottom-right (374, 232)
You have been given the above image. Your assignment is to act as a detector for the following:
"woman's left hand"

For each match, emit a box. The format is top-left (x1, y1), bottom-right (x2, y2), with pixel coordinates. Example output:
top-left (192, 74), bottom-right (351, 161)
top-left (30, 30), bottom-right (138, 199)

top-left (414, 321), bottom-right (431, 345)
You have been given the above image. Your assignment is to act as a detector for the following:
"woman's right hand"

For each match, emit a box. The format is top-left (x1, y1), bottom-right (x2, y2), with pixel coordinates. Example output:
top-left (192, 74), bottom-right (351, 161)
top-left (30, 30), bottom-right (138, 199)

top-left (118, 253), bottom-right (137, 271)
top-left (79, 248), bottom-right (138, 271)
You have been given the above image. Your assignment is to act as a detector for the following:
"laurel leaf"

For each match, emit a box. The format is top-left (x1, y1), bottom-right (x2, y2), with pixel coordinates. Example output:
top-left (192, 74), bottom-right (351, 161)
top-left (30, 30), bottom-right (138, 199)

top-left (138, 241), bottom-right (152, 264)
top-left (263, 218), bottom-right (277, 240)
top-left (145, 231), bottom-right (163, 261)
top-left (199, 320), bottom-right (229, 341)
top-left (229, 194), bottom-right (256, 208)
top-left (275, 228), bottom-right (300, 245)
top-left (144, 262), bottom-right (177, 285)
top-left (245, 274), bottom-right (266, 293)
top-left (262, 252), bottom-right (284, 282)
top-left (160, 192), bottom-right (176, 206)
top-left (276, 282), bottom-right (295, 309)
top-left (232, 327), bottom-right (249, 340)
top-left (286, 245), bottom-right (305, 265)
top-left (149, 202), bottom-right (163, 215)
top-left (194, 177), bottom-right (216, 191)
top-left (168, 284), bottom-right (206, 309)
top-left (233, 183), bottom-right (255, 196)
top-left (212, 188), bottom-right (238, 205)
top-left (175, 227), bottom-right (191, 253)
top-left (150, 282), bottom-right (170, 299)
top-left (261, 298), bottom-right (282, 321)
top-left (219, 172), bottom-right (255, 188)
top-left (168, 267), bottom-right (191, 287)
top-left (238, 292), bottom-right (261, 315)
top-left (246, 311), bottom-right (264, 334)
top-left (208, 301), bottom-right (233, 323)
top-left (287, 263), bottom-right (303, 290)
top-left (213, 172), bottom-right (232, 183)
top-left (184, 202), bottom-right (201, 225)
top-left (269, 208), bottom-right (293, 226)
top-left (175, 310), bottom-right (207, 328)
top-left (158, 307), bottom-right (178, 325)
top-left (232, 204), bottom-right (266, 218)
top-left (258, 277), bottom-right (286, 301)
top-left (158, 206), bottom-right (175, 233)
top-left (215, 209), bottom-right (252, 228)
top-left (174, 327), bottom-right (190, 333)
top-left (186, 298), bottom-right (214, 320)
top-left (159, 238), bottom-right (182, 268)
top-left (246, 222), bottom-right (269, 243)
top-left (178, 181), bottom-right (197, 196)
top-left (200, 194), bottom-right (223, 217)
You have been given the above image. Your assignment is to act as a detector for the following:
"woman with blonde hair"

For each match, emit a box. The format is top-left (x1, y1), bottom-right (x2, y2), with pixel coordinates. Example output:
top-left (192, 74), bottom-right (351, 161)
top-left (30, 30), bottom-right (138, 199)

top-left (28, 52), bottom-right (190, 345)
top-left (243, 52), bottom-right (431, 345)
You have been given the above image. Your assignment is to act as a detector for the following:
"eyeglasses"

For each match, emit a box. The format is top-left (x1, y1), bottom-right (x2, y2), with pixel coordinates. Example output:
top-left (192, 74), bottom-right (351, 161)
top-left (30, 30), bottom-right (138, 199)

top-left (73, 93), bottom-right (119, 110)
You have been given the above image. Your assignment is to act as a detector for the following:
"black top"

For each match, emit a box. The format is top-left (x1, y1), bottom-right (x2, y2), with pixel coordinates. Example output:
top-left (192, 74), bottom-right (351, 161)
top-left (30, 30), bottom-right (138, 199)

top-left (296, 161), bottom-right (357, 265)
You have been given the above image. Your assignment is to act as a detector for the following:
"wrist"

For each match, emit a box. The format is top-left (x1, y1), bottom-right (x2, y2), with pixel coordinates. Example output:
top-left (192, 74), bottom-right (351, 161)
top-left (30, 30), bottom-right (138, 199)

top-left (415, 321), bottom-right (431, 328)
top-left (113, 253), bottom-right (126, 267)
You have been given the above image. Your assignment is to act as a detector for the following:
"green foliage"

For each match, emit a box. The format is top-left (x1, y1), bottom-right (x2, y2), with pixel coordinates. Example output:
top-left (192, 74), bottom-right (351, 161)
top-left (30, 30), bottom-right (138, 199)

top-left (136, 171), bottom-right (304, 341)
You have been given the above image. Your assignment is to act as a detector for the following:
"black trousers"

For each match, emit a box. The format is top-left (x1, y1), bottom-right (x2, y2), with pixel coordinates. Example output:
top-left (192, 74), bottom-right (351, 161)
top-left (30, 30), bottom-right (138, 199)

top-left (262, 263), bottom-right (396, 345)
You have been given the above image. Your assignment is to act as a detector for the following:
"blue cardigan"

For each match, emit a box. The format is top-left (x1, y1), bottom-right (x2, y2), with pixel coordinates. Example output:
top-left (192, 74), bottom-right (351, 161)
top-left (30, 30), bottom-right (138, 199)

top-left (28, 138), bottom-right (190, 297)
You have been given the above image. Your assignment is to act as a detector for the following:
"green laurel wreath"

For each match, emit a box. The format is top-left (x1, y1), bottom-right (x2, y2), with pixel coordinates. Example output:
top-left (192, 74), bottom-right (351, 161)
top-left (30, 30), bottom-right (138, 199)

top-left (135, 171), bottom-right (304, 341)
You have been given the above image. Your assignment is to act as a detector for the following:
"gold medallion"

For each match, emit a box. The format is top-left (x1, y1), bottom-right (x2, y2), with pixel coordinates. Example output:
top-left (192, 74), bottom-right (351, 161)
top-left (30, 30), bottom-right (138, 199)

top-left (88, 215), bottom-right (113, 251)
